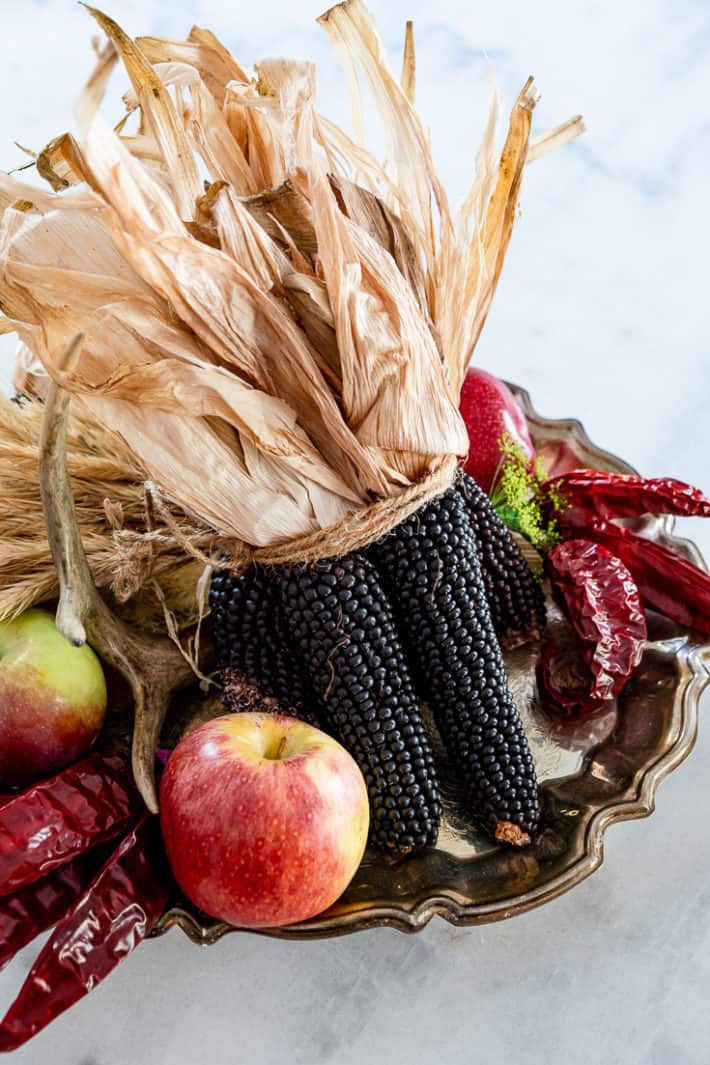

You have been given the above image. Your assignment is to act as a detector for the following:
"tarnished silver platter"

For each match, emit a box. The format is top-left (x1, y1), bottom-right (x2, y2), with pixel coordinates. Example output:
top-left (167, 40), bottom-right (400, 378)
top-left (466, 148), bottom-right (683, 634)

top-left (153, 385), bottom-right (710, 943)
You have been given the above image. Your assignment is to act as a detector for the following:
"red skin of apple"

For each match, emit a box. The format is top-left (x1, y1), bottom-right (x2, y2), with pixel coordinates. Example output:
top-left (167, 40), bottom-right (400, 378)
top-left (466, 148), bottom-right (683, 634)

top-left (0, 680), bottom-right (100, 787)
top-left (160, 714), bottom-right (370, 928)
top-left (460, 368), bottom-right (536, 492)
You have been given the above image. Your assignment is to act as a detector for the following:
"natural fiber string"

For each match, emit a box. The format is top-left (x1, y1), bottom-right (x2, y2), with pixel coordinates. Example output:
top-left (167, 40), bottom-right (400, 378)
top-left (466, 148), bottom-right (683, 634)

top-left (251, 454), bottom-right (460, 566)
top-left (150, 577), bottom-right (215, 688)
top-left (144, 454), bottom-right (460, 575)
top-left (141, 488), bottom-right (246, 572)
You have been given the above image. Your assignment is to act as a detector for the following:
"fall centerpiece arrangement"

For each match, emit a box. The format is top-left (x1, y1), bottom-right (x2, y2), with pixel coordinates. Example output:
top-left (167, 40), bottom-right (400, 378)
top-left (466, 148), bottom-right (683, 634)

top-left (1, 0), bottom-right (709, 1050)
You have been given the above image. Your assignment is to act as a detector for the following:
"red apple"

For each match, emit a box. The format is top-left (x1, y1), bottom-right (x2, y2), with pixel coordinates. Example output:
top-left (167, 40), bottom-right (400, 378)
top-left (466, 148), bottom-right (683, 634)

top-left (0, 609), bottom-right (107, 787)
top-left (160, 713), bottom-right (370, 928)
top-left (460, 367), bottom-right (535, 492)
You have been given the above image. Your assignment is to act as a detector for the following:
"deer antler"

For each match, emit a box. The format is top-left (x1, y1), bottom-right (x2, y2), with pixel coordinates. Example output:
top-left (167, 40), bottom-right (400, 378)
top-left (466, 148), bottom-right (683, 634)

top-left (39, 341), bottom-right (197, 811)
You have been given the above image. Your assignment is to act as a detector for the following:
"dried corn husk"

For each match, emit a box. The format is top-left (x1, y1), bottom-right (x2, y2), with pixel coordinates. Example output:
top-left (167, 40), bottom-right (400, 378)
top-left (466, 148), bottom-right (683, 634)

top-left (0, 394), bottom-right (203, 626)
top-left (0, 0), bottom-right (583, 618)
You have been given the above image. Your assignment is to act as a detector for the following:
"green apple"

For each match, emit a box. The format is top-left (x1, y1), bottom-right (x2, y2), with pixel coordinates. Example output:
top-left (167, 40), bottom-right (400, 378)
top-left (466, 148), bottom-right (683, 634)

top-left (0, 608), bottom-right (107, 786)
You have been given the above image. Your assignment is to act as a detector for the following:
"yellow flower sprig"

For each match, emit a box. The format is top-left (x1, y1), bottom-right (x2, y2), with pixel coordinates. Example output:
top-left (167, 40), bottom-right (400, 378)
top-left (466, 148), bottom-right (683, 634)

top-left (489, 434), bottom-right (564, 553)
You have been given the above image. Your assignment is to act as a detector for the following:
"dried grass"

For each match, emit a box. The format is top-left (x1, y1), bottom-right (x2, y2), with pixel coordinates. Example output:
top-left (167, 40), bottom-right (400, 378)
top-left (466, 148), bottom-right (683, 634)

top-left (0, 393), bottom-right (205, 626)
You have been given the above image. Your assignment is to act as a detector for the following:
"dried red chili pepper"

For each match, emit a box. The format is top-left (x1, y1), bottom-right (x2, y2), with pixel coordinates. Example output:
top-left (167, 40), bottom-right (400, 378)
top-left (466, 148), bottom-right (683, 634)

top-left (544, 470), bottom-right (710, 529)
top-left (0, 854), bottom-right (100, 972)
top-left (581, 521), bottom-right (710, 635)
top-left (0, 814), bottom-right (169, 1052)
top-left (539, 539), bottom-right (647, 716)
top-left (537, 637), bottom-right (599, 717)
top-left (0, 752), bottom-right (143, 897)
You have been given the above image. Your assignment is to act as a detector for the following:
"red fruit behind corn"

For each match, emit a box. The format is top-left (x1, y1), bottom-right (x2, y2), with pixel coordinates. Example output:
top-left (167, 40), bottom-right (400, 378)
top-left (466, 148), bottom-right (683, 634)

top-left (459, 368), bottom-right (535, 493)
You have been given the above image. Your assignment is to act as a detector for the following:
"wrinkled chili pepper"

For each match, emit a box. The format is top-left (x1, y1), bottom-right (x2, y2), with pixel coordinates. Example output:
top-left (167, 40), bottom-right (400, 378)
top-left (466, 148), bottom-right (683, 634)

top-left (0, 854), bottom-right (100, 971)
top-left (0, 814), bottom-right (169, 1053)
top-left (537, 638), bottom-right (599, 717)
top-left (539, 539), bottom-right (647, 717)
top-left (581, 521), bottom-right (710, 635)
top-left (544, 470), bottom-right (710, 529)
top-left (0, 752), bottom-right (143, 897)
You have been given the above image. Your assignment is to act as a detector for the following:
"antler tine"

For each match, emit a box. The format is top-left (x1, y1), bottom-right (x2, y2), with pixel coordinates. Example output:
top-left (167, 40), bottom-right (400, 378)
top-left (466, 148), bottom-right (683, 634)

top-left (39, 348), bottom-right (196, 812)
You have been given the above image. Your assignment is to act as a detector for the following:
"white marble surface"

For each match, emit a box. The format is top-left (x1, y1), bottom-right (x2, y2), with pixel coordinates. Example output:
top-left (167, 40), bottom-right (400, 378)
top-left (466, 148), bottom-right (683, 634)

top-left (1, 1), bottom-right (709, 1062)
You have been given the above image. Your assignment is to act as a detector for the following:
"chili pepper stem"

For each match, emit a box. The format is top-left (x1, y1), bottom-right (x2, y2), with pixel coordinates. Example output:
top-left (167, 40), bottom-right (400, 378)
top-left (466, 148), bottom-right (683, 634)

top-left (38, 338), bottom-right (199, 812)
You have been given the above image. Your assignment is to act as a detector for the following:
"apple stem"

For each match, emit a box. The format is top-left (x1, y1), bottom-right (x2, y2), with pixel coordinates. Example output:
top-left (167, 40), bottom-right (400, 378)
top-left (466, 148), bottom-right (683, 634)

top-left (38, 337), bottom-right (200, 813)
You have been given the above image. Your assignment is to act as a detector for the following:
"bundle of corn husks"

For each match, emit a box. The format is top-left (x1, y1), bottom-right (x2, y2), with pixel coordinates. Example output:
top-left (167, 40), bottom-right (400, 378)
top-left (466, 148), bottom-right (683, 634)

top-left (0, 0), bottom-right (582, 850)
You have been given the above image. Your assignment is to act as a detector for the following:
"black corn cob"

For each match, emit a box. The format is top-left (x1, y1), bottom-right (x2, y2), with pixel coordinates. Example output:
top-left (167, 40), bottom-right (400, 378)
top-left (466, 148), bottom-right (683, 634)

top-left (209, 565), bottom-right (317, 724)
top-left (209, 564), bottom-right (252, 672)
top-left (278, 553), bottom-right (441, 854)
top-left (369, 488), bottom-right (540, 844)
top-left (457, 471), bottom-right (546, 645)
top-left (269, 594), bottom-right (315, 721)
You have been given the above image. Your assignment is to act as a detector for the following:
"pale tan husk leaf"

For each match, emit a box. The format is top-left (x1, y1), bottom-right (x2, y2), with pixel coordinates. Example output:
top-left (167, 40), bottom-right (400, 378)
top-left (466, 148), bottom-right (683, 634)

top-left (0, 0), bottom-right (583, 620)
